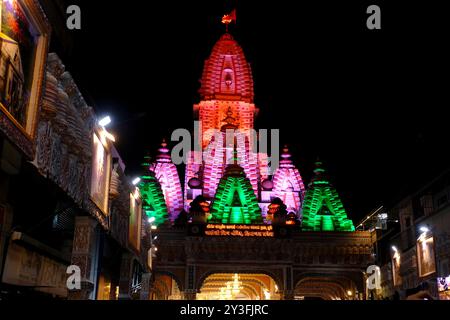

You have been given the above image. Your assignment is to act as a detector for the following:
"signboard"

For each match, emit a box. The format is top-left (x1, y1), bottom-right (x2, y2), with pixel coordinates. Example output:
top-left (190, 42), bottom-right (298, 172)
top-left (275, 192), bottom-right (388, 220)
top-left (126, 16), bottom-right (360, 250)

top-left (417, 235), bottom-right (437, 278)
top-left (205, 224), bottom-right (274, 237)
top-left (129, 189), bottom-right (142, 252)
top-left (90, 132), bottom-right (111, 214)
top-left (2, 242), bottom-right (68, 297)
top-left (0, 0), bottom-right (49, 136)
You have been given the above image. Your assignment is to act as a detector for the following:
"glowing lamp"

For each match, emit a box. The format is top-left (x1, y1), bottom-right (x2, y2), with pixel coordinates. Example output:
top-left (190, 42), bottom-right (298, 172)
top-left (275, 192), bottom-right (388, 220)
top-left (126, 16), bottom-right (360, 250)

top-left (148, 217), bottom-right (156, 224)
top-left (391, 246), bottom-right (398, 252)
top-left (420, 226), bottom-right (429, 233)
top-left (347, 290), bottom-right (353, 296)
top-left (99, 116), bottom-right (112, 127)
top-left (151, 225), bottom-right (157, 230)
top-left (132, 177), bottom-right (141, 186)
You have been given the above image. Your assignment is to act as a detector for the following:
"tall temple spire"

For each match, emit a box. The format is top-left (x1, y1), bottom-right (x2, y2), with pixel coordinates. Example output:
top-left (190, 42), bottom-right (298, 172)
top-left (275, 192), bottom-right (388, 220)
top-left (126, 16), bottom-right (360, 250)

top-left (199, 32), bottom-right (254, 103)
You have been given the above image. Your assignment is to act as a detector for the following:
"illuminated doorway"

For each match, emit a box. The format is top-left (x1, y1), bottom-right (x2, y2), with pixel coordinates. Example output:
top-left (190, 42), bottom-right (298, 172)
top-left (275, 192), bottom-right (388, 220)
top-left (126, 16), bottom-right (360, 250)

top-left (197, 273), bottom-right (280, 300)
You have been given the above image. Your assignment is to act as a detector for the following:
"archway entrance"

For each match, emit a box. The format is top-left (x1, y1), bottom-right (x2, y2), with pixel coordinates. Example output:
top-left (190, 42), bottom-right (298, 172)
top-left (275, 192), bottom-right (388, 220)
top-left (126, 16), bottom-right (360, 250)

top-left (197, 273), bottom-right (281, 300)
top-left (294, 276), bottom-right (358, 300)
top-left (151, 274), bottom-right (182, 300)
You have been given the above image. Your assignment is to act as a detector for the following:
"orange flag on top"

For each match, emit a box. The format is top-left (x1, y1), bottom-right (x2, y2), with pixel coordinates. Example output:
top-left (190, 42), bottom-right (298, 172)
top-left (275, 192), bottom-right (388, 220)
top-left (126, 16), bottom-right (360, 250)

top-left (222, 9), bottom-right (237, 25)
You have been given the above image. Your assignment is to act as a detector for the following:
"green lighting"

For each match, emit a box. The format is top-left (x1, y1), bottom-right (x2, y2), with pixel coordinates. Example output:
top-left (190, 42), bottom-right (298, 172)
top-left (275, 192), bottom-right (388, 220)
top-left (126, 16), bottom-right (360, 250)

top-left (210, 176), bottom-right (262, 225)
top-left (139, 174), bottom-right (169, 227)
top-left (301, 162), bottom-right (355, 232)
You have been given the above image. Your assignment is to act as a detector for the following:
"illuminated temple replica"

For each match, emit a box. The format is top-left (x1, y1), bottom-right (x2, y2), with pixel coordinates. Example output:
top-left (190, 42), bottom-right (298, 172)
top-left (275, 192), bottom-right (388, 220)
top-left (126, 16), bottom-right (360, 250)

top-left (139, 30), bottom-right (374, 300)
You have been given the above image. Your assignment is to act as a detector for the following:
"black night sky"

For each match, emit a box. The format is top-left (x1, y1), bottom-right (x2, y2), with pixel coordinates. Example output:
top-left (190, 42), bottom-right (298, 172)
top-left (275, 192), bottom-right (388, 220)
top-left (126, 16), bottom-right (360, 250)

top-left (54, 0), bottom-right (450, 223)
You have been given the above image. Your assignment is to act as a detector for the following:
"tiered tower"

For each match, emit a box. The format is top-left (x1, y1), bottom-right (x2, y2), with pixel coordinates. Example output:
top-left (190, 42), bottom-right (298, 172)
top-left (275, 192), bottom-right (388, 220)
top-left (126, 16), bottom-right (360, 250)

top-left (209, 150), bottom-right (263, 224)
top-left (139, 171), bottom-right (169, 227)
top-left (301, 161), bottom-right (355, 231)
top-left (184, 32), bottom-right (291, 219)
top-left (272, 146), bottom-right (306, 214)
top-left (149, 140), bottom-right (184, 223)
top-left (139, 29), bottom-right (355, 230)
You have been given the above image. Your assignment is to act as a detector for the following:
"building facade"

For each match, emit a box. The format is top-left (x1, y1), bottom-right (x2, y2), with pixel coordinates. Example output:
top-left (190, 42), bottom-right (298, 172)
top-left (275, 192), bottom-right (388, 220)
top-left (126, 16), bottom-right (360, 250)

top-left (359, 171), bottom-right (450, 300)
top-left (138, 30), bottom-right (376, 300)
top-left (0, 0), bottom-right (150, 300)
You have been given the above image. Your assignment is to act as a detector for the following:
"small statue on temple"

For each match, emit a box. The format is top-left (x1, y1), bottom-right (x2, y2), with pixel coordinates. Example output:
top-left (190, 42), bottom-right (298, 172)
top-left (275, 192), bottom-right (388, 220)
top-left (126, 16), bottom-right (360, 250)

top-left (189, 195), bottom-right (211, 224)
top-left (267, 197), bottom-right (288, 225)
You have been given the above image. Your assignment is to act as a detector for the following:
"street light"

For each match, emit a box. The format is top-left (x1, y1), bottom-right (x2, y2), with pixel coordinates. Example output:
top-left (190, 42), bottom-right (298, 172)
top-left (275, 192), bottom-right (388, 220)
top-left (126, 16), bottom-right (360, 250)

top-left (420, 226), bottom-right (429, 233)
top-left (98, 116), bottom-right (112, 127)
top-left (132, 177), bottom-right (141, 186)
top-left (148, 217), bottom-right (156, 224)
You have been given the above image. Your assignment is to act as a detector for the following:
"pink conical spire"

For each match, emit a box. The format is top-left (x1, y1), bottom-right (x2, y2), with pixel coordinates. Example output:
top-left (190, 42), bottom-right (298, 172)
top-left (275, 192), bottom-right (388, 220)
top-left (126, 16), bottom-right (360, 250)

top-left (280, 145), bottom-right (295, 169)
top-left (156, 139), bottom-right (172, 163)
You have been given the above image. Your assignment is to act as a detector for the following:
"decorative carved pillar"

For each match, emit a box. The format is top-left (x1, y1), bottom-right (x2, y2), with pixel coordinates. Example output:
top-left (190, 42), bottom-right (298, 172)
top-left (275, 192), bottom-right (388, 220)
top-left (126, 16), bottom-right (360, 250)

top-left (184, 265), bottom-right (197, 300)
top-left (183, 289), bottom-right (197, 300)
top-left (282, 266), bottom-right (294, 300)
top-left (280, 290), bottom-right (295, 300)
top-left (118, 252), bottom-right (133, 300)
top-left (140, 273), bottom-right (153, 300)
top-left (68, 216), bottom-right (98, 300)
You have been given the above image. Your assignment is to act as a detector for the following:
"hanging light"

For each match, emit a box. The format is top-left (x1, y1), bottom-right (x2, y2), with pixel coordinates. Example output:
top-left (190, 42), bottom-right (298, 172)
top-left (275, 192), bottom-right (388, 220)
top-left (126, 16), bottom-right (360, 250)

top-left (132, 177), bottom-right (141, 185)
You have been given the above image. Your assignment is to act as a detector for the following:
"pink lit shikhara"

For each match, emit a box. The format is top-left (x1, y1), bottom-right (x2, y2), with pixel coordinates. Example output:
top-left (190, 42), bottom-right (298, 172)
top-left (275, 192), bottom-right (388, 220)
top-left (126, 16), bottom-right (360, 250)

top-left (181, 32), bottom-right (305, 220)
top-left (272, 146), bottom-right (306, 213)
top-left (150, 140), bottom-right (184, 222)
top-left (149, 32), bottom-right (305, 221)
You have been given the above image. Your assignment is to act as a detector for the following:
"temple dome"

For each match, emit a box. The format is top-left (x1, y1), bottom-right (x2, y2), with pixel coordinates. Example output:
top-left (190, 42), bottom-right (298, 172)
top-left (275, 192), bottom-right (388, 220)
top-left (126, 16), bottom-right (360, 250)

top-left (199, 33), bottom-right (254, 103)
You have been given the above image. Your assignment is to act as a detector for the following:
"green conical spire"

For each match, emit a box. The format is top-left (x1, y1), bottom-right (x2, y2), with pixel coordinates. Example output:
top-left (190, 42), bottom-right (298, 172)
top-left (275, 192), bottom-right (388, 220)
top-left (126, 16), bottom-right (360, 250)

top-left (301, 160), bottom-right (355, 232)
top-left (209, 151), bottom-right (262, 224)
top-left (139, 169), bottom-right (169, 227)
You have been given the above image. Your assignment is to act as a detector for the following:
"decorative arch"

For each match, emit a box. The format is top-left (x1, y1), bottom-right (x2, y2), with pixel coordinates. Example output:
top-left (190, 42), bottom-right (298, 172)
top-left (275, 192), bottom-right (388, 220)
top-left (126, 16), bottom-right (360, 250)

top-left (294, 272), bottom-right (360, 300)
top-left (196, 269), bottom-right (284, 294)
top-left (152, 271), bottom-right (184, 297)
